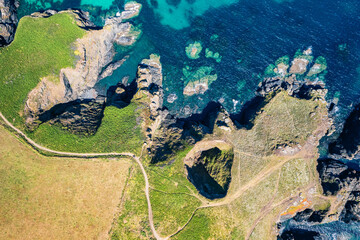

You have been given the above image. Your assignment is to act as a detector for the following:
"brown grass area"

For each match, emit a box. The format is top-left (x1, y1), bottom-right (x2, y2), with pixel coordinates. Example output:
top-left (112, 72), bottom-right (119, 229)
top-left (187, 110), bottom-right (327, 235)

top-left (0, 125), bottom-right (132, 240)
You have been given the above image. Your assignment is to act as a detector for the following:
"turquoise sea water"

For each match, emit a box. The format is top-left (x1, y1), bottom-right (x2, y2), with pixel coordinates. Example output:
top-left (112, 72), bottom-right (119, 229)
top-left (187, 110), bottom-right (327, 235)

top-left (18, 0), bottom-right (360, 120)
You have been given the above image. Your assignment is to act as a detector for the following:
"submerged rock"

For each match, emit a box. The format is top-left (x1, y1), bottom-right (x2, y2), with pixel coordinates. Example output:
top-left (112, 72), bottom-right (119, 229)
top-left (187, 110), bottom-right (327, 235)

top-left (257, 49), bottom-right (327, 100)
top-left (0, 0), bottom-right (19, 47)
top-left (205, 48), bottom-right (222, 63)
top-left (183, 66), bottom-right (217, 96)
top-left (185, 41), bottom-right (202, 59)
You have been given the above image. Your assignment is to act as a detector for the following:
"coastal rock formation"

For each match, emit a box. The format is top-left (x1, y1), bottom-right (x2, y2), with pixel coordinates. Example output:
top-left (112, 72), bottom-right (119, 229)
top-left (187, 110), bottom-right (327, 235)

top-left (183, 66), bottom-right (217, 96)
top-left (133, 54), bottom-right (185, 162)
top-left (121, 1), bottom-right (142, 20)
top-left (24, 6), bottom-right (141, 132)
top-left (328, 103), bottom-right (360, 160)
top-left (277, 157), bottom-right (360, 237)
top-left (184, 140), bottom-right (234, 199)
top-left (257, 48), bottom-right (327, 100)
top-left (0, 0), bottom-right (19, 46)
top-left (29, 9), bottom-right (96, 29)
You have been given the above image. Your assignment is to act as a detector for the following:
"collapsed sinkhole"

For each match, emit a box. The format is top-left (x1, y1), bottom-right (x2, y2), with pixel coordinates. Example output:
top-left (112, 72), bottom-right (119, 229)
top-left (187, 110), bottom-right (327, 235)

top-left (184, 141), bottom-right (234, 199)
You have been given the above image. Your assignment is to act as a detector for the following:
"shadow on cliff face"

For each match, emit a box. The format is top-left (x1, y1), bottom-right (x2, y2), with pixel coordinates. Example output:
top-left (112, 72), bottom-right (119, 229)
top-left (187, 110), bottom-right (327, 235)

top-left (185, 146), bottom-right (234, 199)
top-left (37, 99), bottom-right (105, 135)
top-left (106, 80), bottom-right (138, 108)
top-left (35, 79), bottom-right (138, 136)
top-left (230, 96), bottom-right (267, 130)
top-left (185, 163), bottom-right (227, 199)
top-left (179, 101), bottom-right (222, 139)
top-left (149, 101), bottom-right (223, 163)
top-left (328, 103), bottom-right (360, 158)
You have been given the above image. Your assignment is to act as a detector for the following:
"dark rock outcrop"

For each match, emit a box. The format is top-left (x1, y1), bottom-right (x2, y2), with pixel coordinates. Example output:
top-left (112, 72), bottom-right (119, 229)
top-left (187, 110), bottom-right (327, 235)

top-left (292, 208), bottom-right (329, 223)
top-left (278, 158), bottom-right (360, 238)
top-left (317, 158), bottom-right (356, 196)
top-left (256, 75), bottom-right (326, 100)
top-left (0, 0), bottom-right (19, 47)
top-left (328, 103), bottom-right (360, 159)
top-left (317, 158), bottom-right (360, 223)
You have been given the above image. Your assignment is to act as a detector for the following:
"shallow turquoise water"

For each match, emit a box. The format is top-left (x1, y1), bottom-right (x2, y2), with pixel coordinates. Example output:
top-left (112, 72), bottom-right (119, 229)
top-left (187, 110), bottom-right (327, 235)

top-left (145, 0), bottom-right (239, 29)
top-left (18, 0), bottom-right (360, 122)
top-left (81, 0), bottom-right (114, 9)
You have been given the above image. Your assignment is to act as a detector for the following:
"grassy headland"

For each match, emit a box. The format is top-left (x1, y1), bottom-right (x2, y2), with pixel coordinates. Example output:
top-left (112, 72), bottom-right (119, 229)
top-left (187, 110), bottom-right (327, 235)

top-left (0, 13), bottom-right (85, 125)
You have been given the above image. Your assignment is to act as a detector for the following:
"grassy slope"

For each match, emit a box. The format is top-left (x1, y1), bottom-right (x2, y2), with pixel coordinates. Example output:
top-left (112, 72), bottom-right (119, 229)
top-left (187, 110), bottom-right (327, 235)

top-left (0, 13), bottom-right (85, 124)
top-left (0, 13), bottom-right (145, 154)
top-left (0, 125), bottom-right (132, 240)
top-left (188, 92), bottom-right (326, 240)
top-left (112, 92), bottom-right (328, 240)
top-left (28, 104), bottom-right (145, 154)
top-left (112, 147), bottom-right (202, 239)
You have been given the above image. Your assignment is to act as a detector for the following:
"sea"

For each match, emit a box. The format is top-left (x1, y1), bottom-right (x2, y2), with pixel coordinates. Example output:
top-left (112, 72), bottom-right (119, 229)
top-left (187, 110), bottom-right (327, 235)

top-left (17, 0), bottom-right (360, 236)
top-left (18, 0), bottom-right (360, 120)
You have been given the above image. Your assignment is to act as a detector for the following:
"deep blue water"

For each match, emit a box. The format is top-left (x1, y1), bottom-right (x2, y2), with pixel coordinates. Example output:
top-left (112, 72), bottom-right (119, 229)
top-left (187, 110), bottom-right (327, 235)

top-left (281, 219), bottom-right (360, 240)
top-left (18, 0), bottom-right (360, 119)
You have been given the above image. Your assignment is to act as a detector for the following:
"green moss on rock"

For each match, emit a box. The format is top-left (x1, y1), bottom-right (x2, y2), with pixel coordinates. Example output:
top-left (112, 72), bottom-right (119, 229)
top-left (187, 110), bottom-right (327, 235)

top-left (185, 41), bottom-right (203, 59)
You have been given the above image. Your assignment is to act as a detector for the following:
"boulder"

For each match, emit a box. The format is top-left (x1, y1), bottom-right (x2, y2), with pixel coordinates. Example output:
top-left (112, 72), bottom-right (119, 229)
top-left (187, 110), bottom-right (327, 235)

top-left (0, 0), bottom-right (19, 46)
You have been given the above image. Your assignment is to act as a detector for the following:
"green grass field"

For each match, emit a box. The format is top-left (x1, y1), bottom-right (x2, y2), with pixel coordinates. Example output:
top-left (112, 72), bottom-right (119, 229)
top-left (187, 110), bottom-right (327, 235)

top-left (27, 103), bottom-right (145, 154)
top-left (111, 91), bottom-right (330, 239)
top-left (0, 13), bottom-right (85, 125)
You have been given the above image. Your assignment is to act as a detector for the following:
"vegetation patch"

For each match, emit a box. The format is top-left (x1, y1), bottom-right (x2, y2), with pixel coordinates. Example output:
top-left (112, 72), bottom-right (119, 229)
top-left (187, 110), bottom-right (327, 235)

top-left (111, 167), bottom-right (153, 240)
top-left (0, 125), bottom-right (131, 240)
top-left (0, 13), bottom-right (85, 125)
top-left (173, 210), bottom-right (211, 240)
top-left (151, 190), bottom-right (201, 236)
top-left (28, 103), bottom-right (145, 154)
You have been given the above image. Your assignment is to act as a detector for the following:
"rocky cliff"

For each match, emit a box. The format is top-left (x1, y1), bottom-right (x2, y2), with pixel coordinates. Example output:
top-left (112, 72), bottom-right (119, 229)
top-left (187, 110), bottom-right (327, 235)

top-left (184, 140), bottom-right (234, 199)
top-left (0, 0), bottom-right (19, 46)
top-left (23, 2), bottom-right (142, 133)
top-left (257, 48), bottom-right (327, 100)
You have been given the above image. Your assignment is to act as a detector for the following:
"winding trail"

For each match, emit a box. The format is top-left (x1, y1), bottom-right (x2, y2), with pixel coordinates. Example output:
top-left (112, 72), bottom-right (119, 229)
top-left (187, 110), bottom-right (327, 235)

top-left (0, 112), bottom-right (165, 240)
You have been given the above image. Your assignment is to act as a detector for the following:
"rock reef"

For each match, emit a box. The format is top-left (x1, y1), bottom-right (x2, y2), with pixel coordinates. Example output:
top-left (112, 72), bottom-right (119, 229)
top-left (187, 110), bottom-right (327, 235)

top-left (257, 48), bottom-right (327, 100)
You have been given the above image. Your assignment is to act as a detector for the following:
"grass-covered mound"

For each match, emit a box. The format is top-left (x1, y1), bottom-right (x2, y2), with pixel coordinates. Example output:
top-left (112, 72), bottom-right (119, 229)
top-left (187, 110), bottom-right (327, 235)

top-left (28, 103), bottom-right (145, 154)
top-left (0, 13), bottom-right (85, 124)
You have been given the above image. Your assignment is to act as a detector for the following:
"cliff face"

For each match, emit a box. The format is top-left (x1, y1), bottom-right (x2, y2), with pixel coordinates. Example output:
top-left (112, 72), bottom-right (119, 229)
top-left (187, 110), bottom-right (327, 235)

top-left (328, 103), bottom-right (360, 160)
top-left (184, 140), bottom-right (234, 199)
top-left (257, 48), bottom-right (327, 100)
top-left (23, 3), bottom-right (142, 133)
top-left (0, 0), bottom-right (19, 46)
